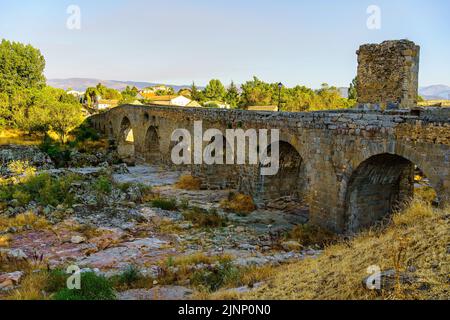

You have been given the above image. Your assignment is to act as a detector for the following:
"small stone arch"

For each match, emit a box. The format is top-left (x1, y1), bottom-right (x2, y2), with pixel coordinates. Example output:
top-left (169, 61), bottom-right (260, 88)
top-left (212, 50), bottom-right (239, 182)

top-left (144, 126), bottom-right (161, 163)
top-left (107, 121), bottom-right (114, 138)
top-left (117, 116), bottom-right (135, 163)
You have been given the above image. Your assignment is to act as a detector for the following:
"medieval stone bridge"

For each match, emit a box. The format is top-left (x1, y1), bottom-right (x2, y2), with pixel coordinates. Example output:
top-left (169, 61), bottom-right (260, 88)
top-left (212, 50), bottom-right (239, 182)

top-left (89, 105), bottom-right (450, 234)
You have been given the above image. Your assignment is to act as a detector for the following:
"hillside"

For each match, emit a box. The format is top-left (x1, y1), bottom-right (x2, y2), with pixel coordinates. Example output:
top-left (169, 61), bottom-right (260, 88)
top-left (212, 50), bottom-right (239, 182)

top-left (47, 78), bottom-right (193, 92)
top-left (419, 85), bottom-right (450, 100)
top-left (211, 200), bottom-right (449, 300)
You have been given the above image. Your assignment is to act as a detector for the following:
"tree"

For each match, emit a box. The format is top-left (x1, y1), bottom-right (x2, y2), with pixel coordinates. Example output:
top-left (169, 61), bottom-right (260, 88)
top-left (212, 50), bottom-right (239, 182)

top-left (85, 87), bottom-right (99, 108)
top-left (191, 82), bottom-right (202, 101)
top-left (348, 77), bottom-right (358, 100)
top-left (225, 81), bottom-right (240, 108)
top-left (204, 79), bottom-right (226, 101)
top-left (0, 39), bottom-right (46, 94)
top-left (48, 102), bottom-right (84, 143)
top-left (240, 77), bottom-right (273, 107)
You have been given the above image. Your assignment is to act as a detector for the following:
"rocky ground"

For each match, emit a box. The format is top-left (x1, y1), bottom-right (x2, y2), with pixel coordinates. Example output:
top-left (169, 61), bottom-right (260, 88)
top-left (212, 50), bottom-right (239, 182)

top-left (0, 145), bottom-right (319, 300)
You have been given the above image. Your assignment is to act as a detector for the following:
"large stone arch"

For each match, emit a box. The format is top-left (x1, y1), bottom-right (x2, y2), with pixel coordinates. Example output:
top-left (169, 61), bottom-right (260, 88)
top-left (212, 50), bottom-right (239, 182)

top-left (255, 140), bottom-right (308, 214)
top-left (144, 126), bottom-right (161, 163)
top-left (342, 152), bottom-right (434, 233)
top-left (117, 116), bottom-right (135, 163)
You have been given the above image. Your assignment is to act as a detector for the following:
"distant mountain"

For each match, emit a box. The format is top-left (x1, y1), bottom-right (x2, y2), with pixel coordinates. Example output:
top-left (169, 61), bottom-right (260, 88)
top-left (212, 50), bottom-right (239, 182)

top-left (47, 78), bottom-right (193, 92)
top-left (419, 85), bottom-right (450, 100)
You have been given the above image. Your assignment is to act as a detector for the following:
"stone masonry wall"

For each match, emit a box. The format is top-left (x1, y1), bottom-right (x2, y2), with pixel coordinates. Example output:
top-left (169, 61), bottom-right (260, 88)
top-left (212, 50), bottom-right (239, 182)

top-left (357, 40), bottom-right (420, 108)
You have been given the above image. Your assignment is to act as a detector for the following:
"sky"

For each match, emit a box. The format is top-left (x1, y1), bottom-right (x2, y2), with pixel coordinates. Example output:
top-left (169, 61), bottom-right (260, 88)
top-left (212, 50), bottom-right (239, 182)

top-left (0, 0), bottom-right (449, 88)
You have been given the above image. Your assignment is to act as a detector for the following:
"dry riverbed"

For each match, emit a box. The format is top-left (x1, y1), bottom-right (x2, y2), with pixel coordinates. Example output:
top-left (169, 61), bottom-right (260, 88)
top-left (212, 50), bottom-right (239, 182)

top-left (0, 153), bottom-right (319, 300)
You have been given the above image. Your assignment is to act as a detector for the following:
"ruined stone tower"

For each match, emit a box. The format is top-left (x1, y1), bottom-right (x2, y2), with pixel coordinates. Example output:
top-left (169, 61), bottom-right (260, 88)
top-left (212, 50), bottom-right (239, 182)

top-left (356, 40), bottom-right (420, 109)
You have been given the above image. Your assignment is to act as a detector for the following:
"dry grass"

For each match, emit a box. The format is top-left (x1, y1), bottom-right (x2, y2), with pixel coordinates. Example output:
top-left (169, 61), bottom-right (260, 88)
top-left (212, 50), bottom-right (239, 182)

top-left (5, 271), bottom-right (50, 300)
top-left (414, 186), bottom-right (438, 204)
top-left (0, 234), bottom-right (10, 247)
top-left (171, 252), bottom-right (233, 267)
top-left (220, 192), bottom-right (256, 215)
top-left (0, 212), bottom-right (50, 232)
top-left (175, 175), bottom-right (202, 190)
top-left (287, 224), bottom-right (338, 248)
top-left (243, 199), bottom-right (449, 300)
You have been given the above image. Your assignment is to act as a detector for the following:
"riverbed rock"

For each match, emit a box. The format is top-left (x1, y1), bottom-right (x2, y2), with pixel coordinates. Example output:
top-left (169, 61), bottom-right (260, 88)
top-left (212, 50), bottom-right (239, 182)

top-left (0, 271), bottom-right (24, 290)
top-left (117, 286), bottom-right (193, 300)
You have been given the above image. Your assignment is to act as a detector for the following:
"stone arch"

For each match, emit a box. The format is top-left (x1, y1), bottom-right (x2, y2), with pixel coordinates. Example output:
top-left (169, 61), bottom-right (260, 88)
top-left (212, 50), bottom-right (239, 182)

top-left (144, 126), bottom-right (160, 163)
top-left (256, 140), bottom-right (308, 216)
top-left (343, 152), bottom-right (438, 233)
top-left (107, 121), bottom-right (114, 138)
top-left (117, 116), bottom-right (135, 163)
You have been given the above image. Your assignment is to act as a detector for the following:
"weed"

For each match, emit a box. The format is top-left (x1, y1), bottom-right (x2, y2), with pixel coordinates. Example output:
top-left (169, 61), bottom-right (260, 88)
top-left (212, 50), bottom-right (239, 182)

top-left (151, 197), bottom-right (177, 211)
top-left (182, 207), bottom-right (227, 228)
top-left (175, 175), bottom-right (202, 190)
top-left (287, 224), bottom-right (337, 248)
top-left (53, 272), bottom-right (116, 300)
top-left (220, 192), bottom-right (255, 215)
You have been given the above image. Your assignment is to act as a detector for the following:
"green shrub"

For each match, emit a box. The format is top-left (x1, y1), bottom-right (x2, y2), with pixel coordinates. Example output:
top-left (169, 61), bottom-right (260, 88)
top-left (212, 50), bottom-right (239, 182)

top-left (93, 175), bottom-right (112, 195)
top-left (69, 121), bottom-right (100, 145)
top-left (39, 136), bottom-right (72, 168)
top-left (117, 265), bottom-right (142, 286)
top-left (45, 269), bottom-right (68, 293)
top-left (191, 262), bottom-right (240, 292)
top-left (151, 197), bottom-right (177, 211)
top-left (53, 272), bottom-right (116, 300)
top-left (0, 173), bottom-right (80, 207)
top-left (183, 207), bottom-right (227, 228)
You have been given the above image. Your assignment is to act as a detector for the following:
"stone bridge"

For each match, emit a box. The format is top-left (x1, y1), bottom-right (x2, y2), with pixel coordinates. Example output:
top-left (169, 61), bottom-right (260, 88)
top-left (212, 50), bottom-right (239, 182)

top-left (89, 105), bottom-right (450, 234)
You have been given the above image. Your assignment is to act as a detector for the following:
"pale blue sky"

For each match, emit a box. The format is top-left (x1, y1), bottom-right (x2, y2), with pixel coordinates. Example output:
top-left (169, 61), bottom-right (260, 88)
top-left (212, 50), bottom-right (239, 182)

top-left (0, 0), bottom-right (448, 88)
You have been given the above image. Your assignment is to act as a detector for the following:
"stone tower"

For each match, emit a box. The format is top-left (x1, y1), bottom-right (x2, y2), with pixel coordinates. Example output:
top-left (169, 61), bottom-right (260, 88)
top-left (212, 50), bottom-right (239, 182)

top-left (356, 40), bottom-right (420, 109)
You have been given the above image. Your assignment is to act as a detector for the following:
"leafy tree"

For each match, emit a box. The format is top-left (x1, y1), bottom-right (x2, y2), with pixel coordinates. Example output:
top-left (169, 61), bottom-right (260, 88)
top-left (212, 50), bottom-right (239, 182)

top-left (348, 77), bottom-right (358, 100)
top-left (0, 39), bottom-right (46, 94)
top-left (225, 81), bottom-right (240, 108)
top-left (48, 101), bottom-right (84, 143)
top-left (240, 77), bottom-right (273, 107)
top-left (204, 79), bottom-right (226, 101)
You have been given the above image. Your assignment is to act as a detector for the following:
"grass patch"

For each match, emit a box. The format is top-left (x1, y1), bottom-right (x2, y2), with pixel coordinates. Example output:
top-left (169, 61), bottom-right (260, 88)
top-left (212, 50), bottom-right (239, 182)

top-left (0, 172), bottom-right (81, 207)
top-left (414, 186), bottom-right (437, 204)
top-left (53, 272), bottom-right (116, 300)
top-left (175, 175), bottom-right (202, 190)
top-left (220, 192), bottom-right (255, 215)
top-left (182, 207), bottom-right (228, 228)
top-left (6, 271), bottom-right (50, 300)
top-left (151, 197), bottom-right (177, 211)
top-left (0, 212), bottom-right (50, 233)
top-left (287, 224), bottom-right (338, 248)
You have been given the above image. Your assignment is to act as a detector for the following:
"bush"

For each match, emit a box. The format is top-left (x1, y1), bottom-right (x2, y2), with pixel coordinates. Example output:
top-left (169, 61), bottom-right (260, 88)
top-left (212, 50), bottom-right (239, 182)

top-left (0, 172), bottom-right (80, 207)
top-left (53, 272), bottom-right (116, 300)
top-left (45, 269), bottom-right (68, 293)
top-left (39, 136), bottom-right (72, 168)
top-left (220, 192), bottom-right (256, 215)
top-left (182, 207), bottom-right (227, 228)
top-left (117, 265), bottom-right (142, 286)
top-left (151, 197), bottom-right (177, 211)
top-left (191, 262), bottom-right (240, 292)
top-left (287, 224), bottom-right (337, 248)
top-left (93, 175), bottom-right (112, 195)
top-left (175, 175), bottom-right (202, 190)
